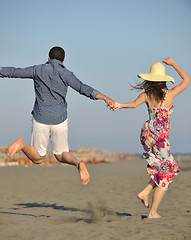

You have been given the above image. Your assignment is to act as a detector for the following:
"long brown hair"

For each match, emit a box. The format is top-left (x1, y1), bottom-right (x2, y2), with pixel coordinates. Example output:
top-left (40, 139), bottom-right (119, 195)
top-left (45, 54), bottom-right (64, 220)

top-left (131, 81), bottom-right (167, 103)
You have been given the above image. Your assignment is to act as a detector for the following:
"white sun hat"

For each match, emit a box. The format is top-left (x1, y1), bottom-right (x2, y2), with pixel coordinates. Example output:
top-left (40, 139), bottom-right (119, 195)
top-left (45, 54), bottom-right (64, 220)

top-left (138, 62), bottom-right (174, 84)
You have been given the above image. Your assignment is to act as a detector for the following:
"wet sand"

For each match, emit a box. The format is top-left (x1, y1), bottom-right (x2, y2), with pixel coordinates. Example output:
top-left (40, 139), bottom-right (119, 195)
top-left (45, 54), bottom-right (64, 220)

top-left (0, 159), bottom-right (190, 240)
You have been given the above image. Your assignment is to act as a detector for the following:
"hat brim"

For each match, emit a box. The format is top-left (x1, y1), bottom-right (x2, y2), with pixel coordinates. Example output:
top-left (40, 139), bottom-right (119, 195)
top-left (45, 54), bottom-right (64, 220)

top-left (138, 73), bottom-right (174, 84)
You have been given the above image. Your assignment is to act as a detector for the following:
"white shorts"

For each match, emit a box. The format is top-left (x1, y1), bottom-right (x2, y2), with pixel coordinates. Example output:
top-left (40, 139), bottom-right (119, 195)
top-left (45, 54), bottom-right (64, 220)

top-left (31, 118), bottom-right (69, 156)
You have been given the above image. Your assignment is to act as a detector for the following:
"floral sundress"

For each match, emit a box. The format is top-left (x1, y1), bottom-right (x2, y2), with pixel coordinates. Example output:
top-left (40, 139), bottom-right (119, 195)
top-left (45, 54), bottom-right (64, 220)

top-left (140, 90), bottom-right (180, 191)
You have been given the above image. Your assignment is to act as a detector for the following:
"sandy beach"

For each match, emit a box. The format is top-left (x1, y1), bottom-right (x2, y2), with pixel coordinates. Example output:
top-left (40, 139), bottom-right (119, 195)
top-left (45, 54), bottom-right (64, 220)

top-left (0, 159), bottom-right (190, 240)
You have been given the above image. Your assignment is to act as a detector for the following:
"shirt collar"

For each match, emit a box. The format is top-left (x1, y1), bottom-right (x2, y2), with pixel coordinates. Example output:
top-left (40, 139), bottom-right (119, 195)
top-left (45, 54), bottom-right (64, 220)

top-left (46, 59), bottom-right (64, 67)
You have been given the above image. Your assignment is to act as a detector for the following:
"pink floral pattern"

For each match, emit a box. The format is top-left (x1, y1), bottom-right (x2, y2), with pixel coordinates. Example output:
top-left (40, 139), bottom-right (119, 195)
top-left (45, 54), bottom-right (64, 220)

top-left (140, 104), bottom-right (180, 191)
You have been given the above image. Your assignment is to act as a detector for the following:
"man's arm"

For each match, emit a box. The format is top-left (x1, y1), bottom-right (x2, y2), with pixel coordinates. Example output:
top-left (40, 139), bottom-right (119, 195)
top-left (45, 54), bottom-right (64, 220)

top-left (64, 71), bottom-right (116, 107)
top-left (0, 66), bottom-right (35, 79)
top-left (95, 93), bottom-right (116, 108)
top-left (64, 71), bottom-right (101, 99)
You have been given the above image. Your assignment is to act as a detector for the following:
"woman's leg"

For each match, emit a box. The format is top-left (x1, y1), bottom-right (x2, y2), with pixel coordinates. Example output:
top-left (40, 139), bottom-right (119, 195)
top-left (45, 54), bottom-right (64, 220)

top-left (55, 152), bottom-right (90, 186)
top-left (148, 186), bottom-right (166, 218)
top-left (137, 179), bottom-right (156, 208)
top-left (8, 138), bottom-right (45, 164)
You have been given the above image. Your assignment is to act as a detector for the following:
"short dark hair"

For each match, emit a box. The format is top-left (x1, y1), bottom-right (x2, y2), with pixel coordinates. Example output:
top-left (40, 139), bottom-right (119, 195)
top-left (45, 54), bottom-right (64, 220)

top-left (49, 46), bottom-right (65, 62)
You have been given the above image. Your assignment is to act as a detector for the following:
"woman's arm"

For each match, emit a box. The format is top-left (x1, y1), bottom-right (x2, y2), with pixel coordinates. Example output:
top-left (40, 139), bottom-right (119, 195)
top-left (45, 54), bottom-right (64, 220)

top-left (114, 92), bottom-right (147, 111)
top-left (163, 58), bottom-right (191, 97)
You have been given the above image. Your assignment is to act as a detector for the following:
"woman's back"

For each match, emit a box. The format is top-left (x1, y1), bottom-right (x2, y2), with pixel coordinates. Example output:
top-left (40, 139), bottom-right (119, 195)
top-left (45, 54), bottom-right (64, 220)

top-left (147, 90), bottom-right (174, 126)
top-left (146, 89), bottom-right (174, 110)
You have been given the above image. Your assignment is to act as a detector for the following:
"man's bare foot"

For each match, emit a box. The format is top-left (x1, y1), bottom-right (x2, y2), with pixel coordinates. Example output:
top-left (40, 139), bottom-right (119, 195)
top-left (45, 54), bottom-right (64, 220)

top-left (137, 192), bottom-right (149, 208)
top-left (78, 162), bottom-right (90, 186)
top-left (7, 138), bottom-right (23, 158)
top-left (148, 212), bottom-right (161, 218)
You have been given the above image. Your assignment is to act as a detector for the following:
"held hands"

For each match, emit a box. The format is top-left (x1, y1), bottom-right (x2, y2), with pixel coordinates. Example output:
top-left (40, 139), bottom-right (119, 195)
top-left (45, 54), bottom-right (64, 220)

top-left (106, 100), bottom-right (121, 111)
top-left (95, 94), bottom-right (120, 111)
top-left (105, 97), bottom-right (115, 110)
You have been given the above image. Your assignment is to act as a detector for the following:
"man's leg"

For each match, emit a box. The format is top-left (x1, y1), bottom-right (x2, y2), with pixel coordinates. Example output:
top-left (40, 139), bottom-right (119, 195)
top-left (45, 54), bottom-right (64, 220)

top-left (8, 138), bottom-right (45, 164)
top-left (55, 152), bottom-right (90, 186)
top-left (51, 119), bottom-right (90, 185)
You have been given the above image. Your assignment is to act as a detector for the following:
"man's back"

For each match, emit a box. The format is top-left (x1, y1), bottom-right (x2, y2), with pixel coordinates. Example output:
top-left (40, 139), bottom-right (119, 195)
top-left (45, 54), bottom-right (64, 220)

top-left (32, 59), bottom-right (69, 125)
top-left (0, 58), bottom-right (100, 125)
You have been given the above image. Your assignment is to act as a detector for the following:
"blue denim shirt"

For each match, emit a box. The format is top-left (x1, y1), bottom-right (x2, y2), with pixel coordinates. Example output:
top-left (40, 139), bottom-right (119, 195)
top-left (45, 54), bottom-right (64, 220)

top-left (0, 59), bottom-right (100, 124)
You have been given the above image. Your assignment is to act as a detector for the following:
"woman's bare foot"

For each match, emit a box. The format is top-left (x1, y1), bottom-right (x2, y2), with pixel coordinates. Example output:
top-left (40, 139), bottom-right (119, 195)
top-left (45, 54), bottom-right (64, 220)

top-left (137, 192), bottom-right (149, 208)
top-left (148, 212), bottom-right (161, 218)
top-left (78, 162), bottom-right (90, 186)
top-left (7, 138), bottom-right (23, 158)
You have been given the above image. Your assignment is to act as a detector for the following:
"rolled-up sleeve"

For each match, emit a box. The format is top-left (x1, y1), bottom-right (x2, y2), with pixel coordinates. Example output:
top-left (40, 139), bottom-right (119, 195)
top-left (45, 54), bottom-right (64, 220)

top-left (65, 71), bottom-right (101, 100)
top-left (0, 66), bottom-right (34, 79)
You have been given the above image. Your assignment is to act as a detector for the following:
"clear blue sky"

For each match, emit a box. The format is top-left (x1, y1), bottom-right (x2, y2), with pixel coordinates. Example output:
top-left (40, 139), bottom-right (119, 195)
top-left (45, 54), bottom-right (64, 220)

top-left (0, 0), bottom-right (191, 153)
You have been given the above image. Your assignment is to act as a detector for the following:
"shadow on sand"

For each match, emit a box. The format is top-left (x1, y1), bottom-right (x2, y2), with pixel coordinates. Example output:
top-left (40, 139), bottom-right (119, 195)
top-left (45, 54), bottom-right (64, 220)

top-left (6, 202), bottom-right (132, 223)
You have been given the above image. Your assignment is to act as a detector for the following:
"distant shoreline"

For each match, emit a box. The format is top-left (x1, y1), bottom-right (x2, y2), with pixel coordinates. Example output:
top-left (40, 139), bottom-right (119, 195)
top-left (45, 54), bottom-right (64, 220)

top-left (0, 146), bottom-right (191, 167)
